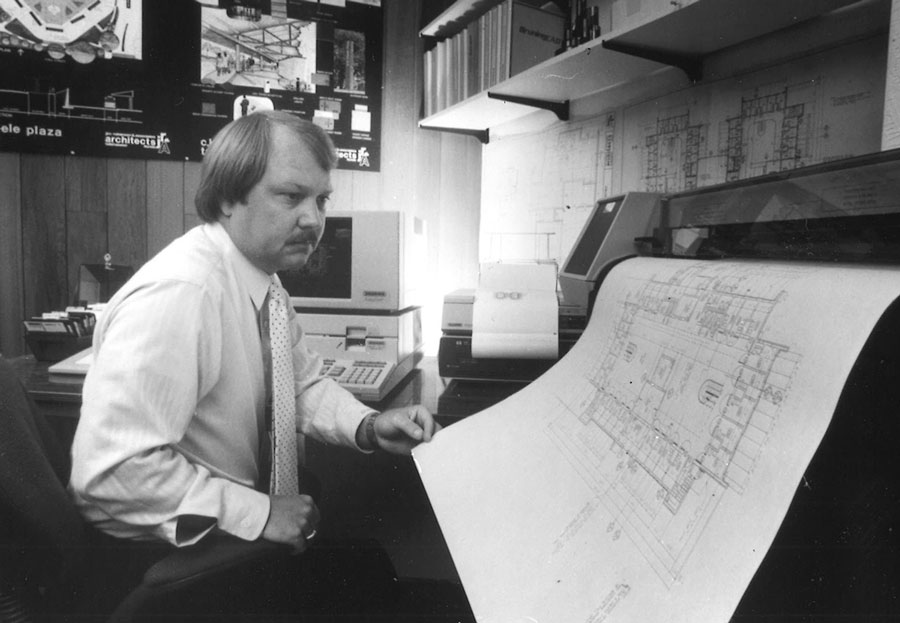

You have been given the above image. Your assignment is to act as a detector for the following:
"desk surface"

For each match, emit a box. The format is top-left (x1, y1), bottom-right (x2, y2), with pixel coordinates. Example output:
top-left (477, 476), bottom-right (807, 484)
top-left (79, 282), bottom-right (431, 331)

top-left (9, 354), bottom-right (517, 423)
top-left (10, 355), bottom-right (85, 406)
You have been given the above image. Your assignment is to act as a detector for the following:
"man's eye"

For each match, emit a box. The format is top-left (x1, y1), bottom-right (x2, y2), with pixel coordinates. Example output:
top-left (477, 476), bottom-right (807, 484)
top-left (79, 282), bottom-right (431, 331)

top-left (317, 195), bottom-right (330, 210)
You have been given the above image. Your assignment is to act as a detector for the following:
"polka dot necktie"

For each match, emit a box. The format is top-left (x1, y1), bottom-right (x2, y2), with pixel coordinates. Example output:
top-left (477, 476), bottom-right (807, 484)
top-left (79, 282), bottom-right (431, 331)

top-left (267, 281), bottom-right (299, 496)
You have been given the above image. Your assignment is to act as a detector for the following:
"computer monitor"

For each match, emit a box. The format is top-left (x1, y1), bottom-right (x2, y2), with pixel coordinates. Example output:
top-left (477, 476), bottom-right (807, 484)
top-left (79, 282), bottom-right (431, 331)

top-left (279, 210), bottom-right (424, 312)
top-left (558, 192), bottom-right (660, 312)
top-left (75, 263), bottom-right (134, 306)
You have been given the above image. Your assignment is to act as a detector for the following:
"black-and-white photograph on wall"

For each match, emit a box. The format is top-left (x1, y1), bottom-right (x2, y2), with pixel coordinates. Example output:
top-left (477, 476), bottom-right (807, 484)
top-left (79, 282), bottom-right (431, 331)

top-left (200, 9), bottom-right (318, 96)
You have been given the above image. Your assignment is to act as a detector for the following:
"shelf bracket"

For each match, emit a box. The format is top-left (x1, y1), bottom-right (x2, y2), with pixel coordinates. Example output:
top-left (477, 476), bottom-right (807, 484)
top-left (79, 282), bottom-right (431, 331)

top-left (486, 92), bottom-right (569, 121)
top-left (419, 124), bottom-right (490, 144)
top-left (601, 40), bottom-right (703, 83)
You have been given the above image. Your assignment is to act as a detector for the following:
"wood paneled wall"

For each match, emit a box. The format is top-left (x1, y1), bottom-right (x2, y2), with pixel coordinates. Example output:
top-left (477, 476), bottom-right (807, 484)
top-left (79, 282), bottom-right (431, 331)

top-left (0, 157), bottom-right (191, 356)
top-left (0, 0), bottom-right (482, 358)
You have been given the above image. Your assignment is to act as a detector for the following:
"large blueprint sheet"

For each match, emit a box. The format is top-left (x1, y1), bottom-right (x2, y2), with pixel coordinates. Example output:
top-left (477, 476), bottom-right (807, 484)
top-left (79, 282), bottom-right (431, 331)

top-left (413, 257), bottom-right (900, 623)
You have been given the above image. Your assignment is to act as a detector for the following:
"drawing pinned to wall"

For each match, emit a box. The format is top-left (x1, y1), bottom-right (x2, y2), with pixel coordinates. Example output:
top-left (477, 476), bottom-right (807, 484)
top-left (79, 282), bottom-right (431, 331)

top-left (622, 38), bottom-right (886, 193)
top-left (630, 98), bottom-right (710, 193)
top-left (200, 10), bottom-right (318, 93)
top-left (480, 111), bottom-right (620, 266)
top-left (718, 79), bottom-right (823, 182)
top-left (0, 0), bottom-right (143, 62)
top-left (0, 0), bottom-right (157, 158)
top-left (189, 0), bottom-right (383, 169)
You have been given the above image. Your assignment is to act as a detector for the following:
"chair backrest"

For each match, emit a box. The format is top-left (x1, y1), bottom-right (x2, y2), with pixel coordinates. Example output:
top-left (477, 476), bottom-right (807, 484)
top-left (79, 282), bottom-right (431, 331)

top-left (0, 357), bottom-right (90, 611)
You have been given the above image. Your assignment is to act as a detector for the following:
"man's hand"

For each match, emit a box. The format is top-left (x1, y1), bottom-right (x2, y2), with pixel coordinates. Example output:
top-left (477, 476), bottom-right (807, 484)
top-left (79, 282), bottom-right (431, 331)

top-left (360, 405), bottom-right (442, 455)
top-left (261, 494), bottom-right (320, 553)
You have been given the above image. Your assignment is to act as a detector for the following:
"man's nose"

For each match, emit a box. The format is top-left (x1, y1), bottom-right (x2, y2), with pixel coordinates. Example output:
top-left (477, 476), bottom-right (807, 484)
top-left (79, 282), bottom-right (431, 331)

top-left (296, 201), bottom-right (323, 228)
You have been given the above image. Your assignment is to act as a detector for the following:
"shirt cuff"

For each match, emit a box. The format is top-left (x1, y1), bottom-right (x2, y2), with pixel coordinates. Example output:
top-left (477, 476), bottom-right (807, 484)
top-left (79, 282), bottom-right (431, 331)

top-left (166, 483), bottom-right (271, 547)
top-left (211, 483), bottom-right (271, 543)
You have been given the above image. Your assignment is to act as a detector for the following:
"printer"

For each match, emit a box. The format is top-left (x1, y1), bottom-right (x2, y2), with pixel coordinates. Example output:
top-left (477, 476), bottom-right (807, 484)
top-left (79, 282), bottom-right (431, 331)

top-left (439, 192), bottom-right (662, 383)
top-left (438, 286), bottom-right (584, 382)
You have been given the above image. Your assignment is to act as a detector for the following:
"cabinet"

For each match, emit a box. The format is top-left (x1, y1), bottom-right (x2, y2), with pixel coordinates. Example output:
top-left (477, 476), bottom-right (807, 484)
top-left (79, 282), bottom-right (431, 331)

top-left (419, 0), bottom-right (886, 142)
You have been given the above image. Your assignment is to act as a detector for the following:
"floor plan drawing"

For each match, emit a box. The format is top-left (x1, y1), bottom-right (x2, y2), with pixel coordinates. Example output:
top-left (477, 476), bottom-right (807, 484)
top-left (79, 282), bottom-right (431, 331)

top-left (718, 80), bottom-right (823, 182)
top-left (416, 233), bottom-right (900, 623)
top-left (544, 261), bottom-right (802, 586)
top-left (415, 256), bottom-right (900, 622)
top-left (638, 108), bottom-right (706, 193)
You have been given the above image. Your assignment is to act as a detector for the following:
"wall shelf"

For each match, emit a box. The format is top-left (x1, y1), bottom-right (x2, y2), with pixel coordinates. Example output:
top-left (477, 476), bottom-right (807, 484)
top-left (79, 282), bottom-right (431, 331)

top-left (420, 43), bottom-right (671, 134)
top-left (606, 0), bottom-right (865, 59)
top-left (419, 0), bottom-right (873, 137)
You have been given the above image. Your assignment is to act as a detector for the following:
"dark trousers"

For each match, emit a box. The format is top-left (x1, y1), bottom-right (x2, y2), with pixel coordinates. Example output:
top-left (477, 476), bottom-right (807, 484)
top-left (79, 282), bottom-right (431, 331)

top-left (89, 532), bottom-right (472, 622)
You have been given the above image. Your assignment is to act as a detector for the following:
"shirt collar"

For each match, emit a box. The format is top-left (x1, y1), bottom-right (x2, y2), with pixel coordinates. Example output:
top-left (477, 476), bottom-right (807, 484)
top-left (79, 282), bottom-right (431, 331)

top-left (203, 221), bottom-right (273, 311)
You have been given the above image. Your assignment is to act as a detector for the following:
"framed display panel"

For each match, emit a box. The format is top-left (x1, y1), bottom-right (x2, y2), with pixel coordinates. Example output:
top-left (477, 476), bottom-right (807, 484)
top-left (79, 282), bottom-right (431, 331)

top-left (0, 0), bottom-right (383, 170)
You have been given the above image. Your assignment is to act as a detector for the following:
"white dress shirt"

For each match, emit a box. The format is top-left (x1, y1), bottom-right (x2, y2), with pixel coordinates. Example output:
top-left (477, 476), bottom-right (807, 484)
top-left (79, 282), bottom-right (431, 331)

top-left (69, 222), bottom-right (374, 545)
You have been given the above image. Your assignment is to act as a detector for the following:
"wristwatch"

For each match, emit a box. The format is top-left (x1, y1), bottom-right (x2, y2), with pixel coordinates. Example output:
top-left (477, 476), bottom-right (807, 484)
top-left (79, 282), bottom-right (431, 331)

top-left (365, 412), bottom-right (379, 450)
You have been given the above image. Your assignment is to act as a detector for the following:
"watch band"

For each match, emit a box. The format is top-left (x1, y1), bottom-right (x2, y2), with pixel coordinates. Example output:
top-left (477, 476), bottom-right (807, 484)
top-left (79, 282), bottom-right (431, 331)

top-left (365, 412), bottom-right (379, 450)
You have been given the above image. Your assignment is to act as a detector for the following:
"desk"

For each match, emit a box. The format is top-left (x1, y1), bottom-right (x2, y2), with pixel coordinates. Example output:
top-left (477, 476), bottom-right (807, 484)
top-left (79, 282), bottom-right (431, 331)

top-left (9, 355), bottom-right (84, 408)
top-left (9, 354), bottom-right (516, 448)
top-left (9, 355), bottom-right (84, 448)
top-left (7, 354), bottom-right (494, 582)
top-left (9, 354), bottom-right (497, 420)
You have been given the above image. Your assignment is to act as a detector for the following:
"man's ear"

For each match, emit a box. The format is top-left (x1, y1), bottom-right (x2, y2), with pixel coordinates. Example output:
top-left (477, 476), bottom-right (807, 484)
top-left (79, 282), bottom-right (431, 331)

top-left (220, 201), bottom-right (235, 218)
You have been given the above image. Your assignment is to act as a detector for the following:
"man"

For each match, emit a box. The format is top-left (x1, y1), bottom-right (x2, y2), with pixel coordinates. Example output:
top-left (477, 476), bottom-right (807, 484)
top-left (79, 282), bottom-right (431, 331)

top-left (69, 111), bottom-right (440, 574)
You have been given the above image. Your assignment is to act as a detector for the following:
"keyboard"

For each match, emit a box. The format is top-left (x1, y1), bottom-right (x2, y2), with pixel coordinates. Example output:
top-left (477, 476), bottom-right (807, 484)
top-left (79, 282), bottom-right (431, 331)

top-left (321, 358), bottom-right (395, 399)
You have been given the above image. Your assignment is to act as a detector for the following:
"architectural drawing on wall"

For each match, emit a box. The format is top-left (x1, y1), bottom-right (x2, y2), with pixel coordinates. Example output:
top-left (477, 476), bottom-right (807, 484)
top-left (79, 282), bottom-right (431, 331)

top-left (719, 80), bottom-right (822, 181)
top-left (0, 0), bottom-right (143, 62)
top-left (481, 112), bottom-right (618, 265)
top-left (635, 79), bottom-right (822, 192)
top-left (639, 108), bottom-right (706, 192)
top-left (544, 261), bottom-right (801, 586)
top-left (200, 9), bottom-right (318, 93)
top-left (0, 86), bottom-right (141, 122)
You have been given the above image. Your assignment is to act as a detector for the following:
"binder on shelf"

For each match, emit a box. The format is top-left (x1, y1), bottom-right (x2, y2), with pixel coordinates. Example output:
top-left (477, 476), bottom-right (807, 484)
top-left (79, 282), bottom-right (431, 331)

top-left (424, 47), bottom-right (434, 117)
top-left (467, 20), bottom-right (480, 97)
top-left (487, 6), bottom-right (498, 88)
top-left (478, 15), bottom-right (487, 92)
top-left (435, 39), bottom-right (447, 111)
top-left (499, 1), bottom-right (510, 85)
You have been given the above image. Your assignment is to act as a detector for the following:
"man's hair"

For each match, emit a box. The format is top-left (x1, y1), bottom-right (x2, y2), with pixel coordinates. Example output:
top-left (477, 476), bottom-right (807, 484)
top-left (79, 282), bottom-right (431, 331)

top-left (194, 110), bottom-right (338, 222)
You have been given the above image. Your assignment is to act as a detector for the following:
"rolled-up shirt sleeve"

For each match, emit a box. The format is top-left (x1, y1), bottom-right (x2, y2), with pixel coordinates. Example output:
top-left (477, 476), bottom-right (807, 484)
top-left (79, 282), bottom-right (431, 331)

top-left (69, 280), bottom-right (270, 546)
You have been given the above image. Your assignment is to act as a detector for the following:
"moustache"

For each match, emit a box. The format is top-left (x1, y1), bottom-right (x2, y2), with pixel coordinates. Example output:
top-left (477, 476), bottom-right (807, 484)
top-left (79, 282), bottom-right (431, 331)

top-left (288, 233), bottom-right (320, 247)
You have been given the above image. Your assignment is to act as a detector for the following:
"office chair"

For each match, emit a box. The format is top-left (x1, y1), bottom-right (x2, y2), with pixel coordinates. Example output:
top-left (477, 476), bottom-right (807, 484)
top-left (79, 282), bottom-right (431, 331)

top-left (0, 356), bottom-right (286, 622)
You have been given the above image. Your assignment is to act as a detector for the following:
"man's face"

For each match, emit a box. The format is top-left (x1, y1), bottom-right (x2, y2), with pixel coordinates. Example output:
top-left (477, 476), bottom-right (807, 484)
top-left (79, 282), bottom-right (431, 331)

top-left (221, 125), bottom-right (332, 275)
